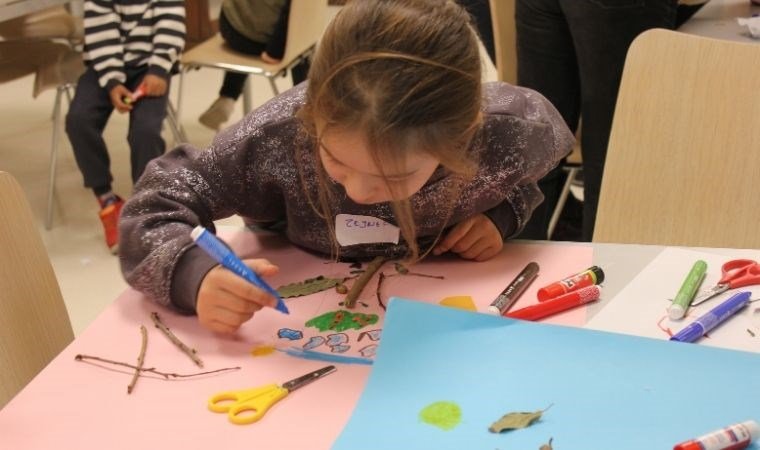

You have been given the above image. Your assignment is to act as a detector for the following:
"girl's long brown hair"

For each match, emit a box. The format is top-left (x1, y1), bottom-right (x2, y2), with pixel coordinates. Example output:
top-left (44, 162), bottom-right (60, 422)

top-left (298, 0), bottom-right (483, 261)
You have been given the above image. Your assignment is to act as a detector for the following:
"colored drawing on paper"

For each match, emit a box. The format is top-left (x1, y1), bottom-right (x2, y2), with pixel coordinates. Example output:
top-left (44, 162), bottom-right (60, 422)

top-left (277, 275), bottom-right (343, 298)
top-left (279, 347), bottom-right (373, 365)
top-left (419, 401), bottom-right (462, 431)
top-left (358, 329), bottom-right (381, 342)
top-left (305, 310), bottom-right (379, 332)
top-left (250, 345), bottom-right (276, 357)
top-left (439, 296), bottom-right (476, 311)
top-left (303, 336), bottom-right (326, 350)
top-left (277, 328), bottom-right (304, 340)
top-left (330, 344), bottom-right (350, 353)
top-left (358, 344), bottom-right (377, 358)
top-left (326, 333), bottom-right (349, 346)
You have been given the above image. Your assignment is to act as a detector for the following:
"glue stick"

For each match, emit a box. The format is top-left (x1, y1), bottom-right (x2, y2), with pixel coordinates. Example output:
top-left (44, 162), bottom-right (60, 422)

top-left (536, 266), bottom-right (605, 302)
top-left (673, 420), bottom-right (760, 450)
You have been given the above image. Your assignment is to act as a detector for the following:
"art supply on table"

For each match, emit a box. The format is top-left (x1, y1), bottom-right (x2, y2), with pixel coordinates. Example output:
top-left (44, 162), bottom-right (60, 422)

top-left (536, 265), bottom-right (605, 301)
top-left (506, 285), bottom-right (601, 321)
top-left (670, 291), bottom-right (751, 343)
top-left (122, 84), bottom-right (146, 104)
top-left (208, 365), bottom-right (336, 424)
top-left (668, 260), bottom-right (708, 320)
top-left (487, 262), bottom-right (539, 315)
top-left (191, 225), bottom-right (289, 314)
top-left (673, 419), bottom-right (759, 450)
top-left (691, 259), bottom-right (760, 307)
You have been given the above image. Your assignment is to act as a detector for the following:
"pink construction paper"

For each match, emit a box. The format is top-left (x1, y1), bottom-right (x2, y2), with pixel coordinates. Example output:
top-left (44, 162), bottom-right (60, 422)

top-left (0, 229), bottom-right (592, 449)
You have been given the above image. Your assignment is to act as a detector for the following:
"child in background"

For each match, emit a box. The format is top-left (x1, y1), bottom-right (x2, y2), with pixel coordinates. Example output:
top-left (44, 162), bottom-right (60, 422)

top-left (120, 0), bottom-right (573, 334)
top-left (65, 0), bottom-right (185, 254)
top-left (199, 0), bottom-right (310, 131)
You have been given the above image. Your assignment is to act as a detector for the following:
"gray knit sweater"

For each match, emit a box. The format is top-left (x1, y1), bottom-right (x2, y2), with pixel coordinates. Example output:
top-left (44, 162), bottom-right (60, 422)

top-left (119, 82), bottom-right (574, 313)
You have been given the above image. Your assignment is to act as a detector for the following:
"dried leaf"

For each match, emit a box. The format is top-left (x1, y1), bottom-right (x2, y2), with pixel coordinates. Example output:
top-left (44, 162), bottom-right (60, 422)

top-left (394, 262), bottom-right (409, 274)
top-left (540, 437), bottom-right (554, 450)
top-left (277, 275), bottom-right (342, 298)
top-left (488, 405), bottom-right (552, 433)
top-left (335, 283), bottom-right (348, 294)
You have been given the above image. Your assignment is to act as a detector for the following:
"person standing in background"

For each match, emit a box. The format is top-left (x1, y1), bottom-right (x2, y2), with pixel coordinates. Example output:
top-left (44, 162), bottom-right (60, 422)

top-left (65, 0), bottom-right (185, 254)
top-left (199, 0), bottom-right (310, 131)
top-left (515, 0), bottom-right (678, 241)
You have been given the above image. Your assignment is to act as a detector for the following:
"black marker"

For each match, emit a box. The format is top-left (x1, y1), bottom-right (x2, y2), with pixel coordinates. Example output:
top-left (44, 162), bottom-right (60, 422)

top-left (487, 262), bottom-right (540, 316)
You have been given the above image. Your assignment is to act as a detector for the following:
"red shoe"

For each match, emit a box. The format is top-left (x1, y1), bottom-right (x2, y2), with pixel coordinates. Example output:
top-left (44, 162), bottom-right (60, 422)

top-left (98, 196), bottom-right (124, 254)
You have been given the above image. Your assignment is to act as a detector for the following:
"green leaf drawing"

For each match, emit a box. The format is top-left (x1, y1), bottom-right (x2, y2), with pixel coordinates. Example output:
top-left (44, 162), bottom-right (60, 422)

top-left (419, 401), bottom-right (462, 431)
top-left (488, 405), bottom-right (552, 433)
top-left (305, 310), bottom-right (379, 332)
top-left (277, 275), bottom-right (342, 298)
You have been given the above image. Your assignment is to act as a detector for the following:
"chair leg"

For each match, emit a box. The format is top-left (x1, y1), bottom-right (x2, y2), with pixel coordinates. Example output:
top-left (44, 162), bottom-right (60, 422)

top-left (176, 69), bottom-right (185, 124)
top-left (268, 76), bottom-right (280, 96)
top-left (547, 166), bottom-right (578, 240)
top-left (45, 86), bottom-right (65, 230)
top-left (165, 100), bottom-right (188, 144)
top-left (242, 77), bottom-right (253, 115)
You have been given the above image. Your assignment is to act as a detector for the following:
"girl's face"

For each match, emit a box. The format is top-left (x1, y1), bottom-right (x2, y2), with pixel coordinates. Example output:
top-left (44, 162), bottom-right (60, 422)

top-left (318, 126), bottom-right (440, 205)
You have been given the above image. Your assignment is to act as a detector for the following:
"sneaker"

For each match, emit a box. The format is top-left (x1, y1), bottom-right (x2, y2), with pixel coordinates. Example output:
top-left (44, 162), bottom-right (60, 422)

top-left (98, 196), bottom-right (124, 254)
top-left (199, 96), bottom-right (235, 131)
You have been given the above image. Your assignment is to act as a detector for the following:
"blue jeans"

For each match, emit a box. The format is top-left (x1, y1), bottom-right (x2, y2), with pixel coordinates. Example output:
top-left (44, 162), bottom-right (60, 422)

top-left (515, 0), bottom-right (677, 241)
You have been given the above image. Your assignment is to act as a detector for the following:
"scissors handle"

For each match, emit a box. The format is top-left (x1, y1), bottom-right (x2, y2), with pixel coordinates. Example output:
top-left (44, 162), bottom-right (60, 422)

top-left (209, 383), bottom-right (288, 425)
top-left (720, 259), bottom-right (760, 288)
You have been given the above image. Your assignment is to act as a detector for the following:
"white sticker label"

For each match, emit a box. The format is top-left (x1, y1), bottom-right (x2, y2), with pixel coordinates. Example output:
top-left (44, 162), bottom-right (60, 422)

top-left (335, 214), bottom-right (400, 246)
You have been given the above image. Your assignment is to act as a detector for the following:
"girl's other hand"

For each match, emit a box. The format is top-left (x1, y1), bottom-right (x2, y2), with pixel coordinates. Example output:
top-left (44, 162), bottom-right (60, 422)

top-left (433, 214), bottom-right (503, 261)
top-left (196, 259), bottom-right (280, 334)
top-left (109, 84), bottom-right (133, 113)
top-left (141, 74), bottom-right (168, 96)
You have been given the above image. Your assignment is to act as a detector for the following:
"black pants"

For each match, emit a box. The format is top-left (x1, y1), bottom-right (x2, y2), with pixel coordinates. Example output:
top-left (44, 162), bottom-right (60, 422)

top-left (65, 66), bottom-right (168, 190)
top-left (515, 0), bottom-right (677, 241)
top-left (218, 11), bottom-right (309, 100)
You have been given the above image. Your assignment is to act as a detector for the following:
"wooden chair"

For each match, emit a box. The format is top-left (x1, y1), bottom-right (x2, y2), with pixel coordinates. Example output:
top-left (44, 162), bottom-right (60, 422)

top-left (488, 0), bottom-right (516, 85)
top-left (178, 0), bottom-right (328, 116)
top-left (0, 171), bottom-right (74, 409)
top-left (593, 29), bottom-right (760, 248)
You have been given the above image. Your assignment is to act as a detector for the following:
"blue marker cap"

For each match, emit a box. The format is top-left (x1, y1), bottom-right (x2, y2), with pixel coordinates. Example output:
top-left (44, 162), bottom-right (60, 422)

top-left (191, 226), bottom-right (289, 314)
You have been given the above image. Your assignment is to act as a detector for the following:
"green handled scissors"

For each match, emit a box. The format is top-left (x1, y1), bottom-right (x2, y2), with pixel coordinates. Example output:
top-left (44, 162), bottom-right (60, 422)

top-left (208, 365), bottom-right (336, 425)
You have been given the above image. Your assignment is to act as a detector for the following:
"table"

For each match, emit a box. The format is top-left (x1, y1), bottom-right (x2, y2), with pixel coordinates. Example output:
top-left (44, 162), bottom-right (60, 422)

top-left (1, 230), bottom-right (758, 449)
top-left (0, 0), bottom-right (81, 23)
top-left (679, 0), bottom-right (760, 42)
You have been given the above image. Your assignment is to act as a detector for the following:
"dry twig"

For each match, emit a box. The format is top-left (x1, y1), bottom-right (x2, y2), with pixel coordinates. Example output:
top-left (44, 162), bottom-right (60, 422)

top-left (127, 325), bottom-right (148, 394)
top-left (344, 256), bottom-right (386, 308)
top-left (75, 354), bottom-right (239, 379)
top-left (151, 312), bottom-right (204, 367)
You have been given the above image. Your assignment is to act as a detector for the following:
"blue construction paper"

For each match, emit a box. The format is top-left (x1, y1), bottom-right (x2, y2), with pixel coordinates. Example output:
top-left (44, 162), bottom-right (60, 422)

top-left (333, 298), bottom-right (760, 450)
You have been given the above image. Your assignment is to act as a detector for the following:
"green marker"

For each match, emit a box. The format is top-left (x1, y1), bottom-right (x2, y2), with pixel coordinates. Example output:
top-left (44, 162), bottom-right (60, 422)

top-left (668, 260), bottom-right (707, 320)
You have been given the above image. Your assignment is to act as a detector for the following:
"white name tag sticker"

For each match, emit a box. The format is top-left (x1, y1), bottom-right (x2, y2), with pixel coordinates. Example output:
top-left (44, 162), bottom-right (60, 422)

top-left (335, 214), bottom-right (400, 246)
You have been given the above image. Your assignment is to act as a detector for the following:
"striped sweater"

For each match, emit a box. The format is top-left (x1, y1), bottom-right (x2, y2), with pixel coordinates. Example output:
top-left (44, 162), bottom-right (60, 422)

top-left (83, 0), bottom-right (186, 90)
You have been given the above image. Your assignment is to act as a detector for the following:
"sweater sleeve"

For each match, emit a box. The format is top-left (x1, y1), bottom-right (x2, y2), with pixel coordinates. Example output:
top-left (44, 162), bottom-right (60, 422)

top-left (83, 0), bottom-right (126, 90)
top-left (148, 0), bottom-right (186, 77)
top-left (480, 83), bottom-right (575, 238)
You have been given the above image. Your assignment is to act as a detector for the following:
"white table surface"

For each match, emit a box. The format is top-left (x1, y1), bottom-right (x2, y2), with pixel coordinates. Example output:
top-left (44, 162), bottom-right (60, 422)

top-left (679, 0), bottom-right (760, 43)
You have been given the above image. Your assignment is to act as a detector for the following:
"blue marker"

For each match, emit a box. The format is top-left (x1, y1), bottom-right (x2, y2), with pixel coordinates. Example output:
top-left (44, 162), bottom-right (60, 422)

top-left (670, 291), bottom-right (751, 343)
top-left (191, 226), bottom-right (289, 314)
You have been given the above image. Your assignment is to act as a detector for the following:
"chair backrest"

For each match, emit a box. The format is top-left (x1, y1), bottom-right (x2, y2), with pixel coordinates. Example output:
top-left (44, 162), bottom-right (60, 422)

top-left (0, 172), bottom-right (74, 409)
top-left (488, 0), bottom-right (516, 84)
top-left (281, 0), bottom-right (328, 64)
top-left (593, 29), bottom-right (760, 248)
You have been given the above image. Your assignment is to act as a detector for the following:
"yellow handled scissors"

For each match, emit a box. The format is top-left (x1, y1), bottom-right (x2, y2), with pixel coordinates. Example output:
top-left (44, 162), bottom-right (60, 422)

top-left (208, 365), bottom-right (336, 425)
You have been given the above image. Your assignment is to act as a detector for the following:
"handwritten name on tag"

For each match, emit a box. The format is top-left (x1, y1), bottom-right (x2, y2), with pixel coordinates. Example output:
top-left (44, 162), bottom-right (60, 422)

top-left (335, 214), bottom-right (400, 246)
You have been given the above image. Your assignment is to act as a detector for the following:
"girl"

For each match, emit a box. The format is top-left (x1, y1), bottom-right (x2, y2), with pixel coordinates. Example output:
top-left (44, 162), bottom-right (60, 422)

top-left (120, 0), bottom-right (573, 334)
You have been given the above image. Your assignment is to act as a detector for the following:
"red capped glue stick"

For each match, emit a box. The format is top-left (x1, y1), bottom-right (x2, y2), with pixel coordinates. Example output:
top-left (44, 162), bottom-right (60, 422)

top-left (673, 420), bottom-right (759, 450)
top-left (506, 285), bottom-right (601, 321)
top-left (123, 84), bottom-right (146, 104)
top-left (536, 265), bottom-right (605, 301)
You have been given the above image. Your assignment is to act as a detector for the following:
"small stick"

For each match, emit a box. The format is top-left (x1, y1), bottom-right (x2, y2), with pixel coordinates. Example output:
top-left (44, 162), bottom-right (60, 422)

top-left (127, 325), bottom-right (148, 394)
top-left (344, 256), bottom-right (386, 308)
top-left (376, 272), bottom-right (388, 311)
top-left (151, 312), bottom-right (204, 367)
top-left (75, 354), bottom-right (239, 379)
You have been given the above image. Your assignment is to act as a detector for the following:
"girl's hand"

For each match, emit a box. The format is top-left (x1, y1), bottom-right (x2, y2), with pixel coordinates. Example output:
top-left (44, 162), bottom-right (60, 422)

top-left (196, 259), bottom-right (279, 334)
top-left (141, 74), bottom-right (168, 96)
top-left (433, 214), bottom-right (503, 261)
top-left (260, 51), bottom-right (282, 64)
top-left (109, 84), bottom-right (133, 113)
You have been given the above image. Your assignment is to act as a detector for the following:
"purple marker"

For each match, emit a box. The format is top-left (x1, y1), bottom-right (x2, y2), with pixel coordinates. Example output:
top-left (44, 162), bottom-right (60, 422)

top-left (191, 226), bottom-right (289, 314)
top-left (670, 291), bottom-right (751, 343)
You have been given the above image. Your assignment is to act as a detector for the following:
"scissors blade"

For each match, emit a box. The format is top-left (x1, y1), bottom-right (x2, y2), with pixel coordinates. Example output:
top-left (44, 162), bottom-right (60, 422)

top-left (282, 365), bottom-right (336, 392)
top-left (691, 284), bottom-right (729, 306)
